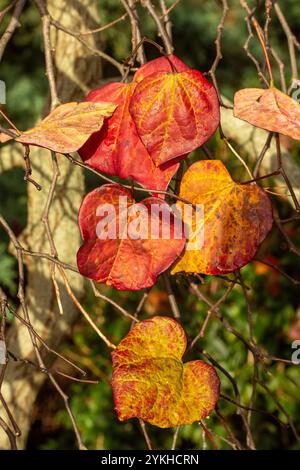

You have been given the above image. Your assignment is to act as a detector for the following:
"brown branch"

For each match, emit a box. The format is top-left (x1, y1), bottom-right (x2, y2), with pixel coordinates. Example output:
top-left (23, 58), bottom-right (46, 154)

top-left (0, 0), bottom-right (18, 26)
top-left (209, 0), bottom-right (229, 100)
top-left (274, 1), bottom-right (298, 85)
top-left (141, 0), bottom-right (173, 54)
top-left (0, 415), bottom-right (17, 450)
top-left (0, 213), bottom-right (86, 449)
top-left (59, 269), bottom-right (116, 350)
top-left (121, 0), bottom-right (146, 65)
top-left (0, 0), bottom-right (26, 62)
top-left (139, 419), bottom-right (153, 450)
top-left (163, 272), bottom-right (181, 319)
top-left (50, 18), bottom-right (125, 76)
top-left (159, 0), bottom-right (173, 42)
top-left (34, 0), bottom-right (60, 109)
top-left (81, 13), bottom-right (128, 36)
top-left (240, 0), bottom-right (270, 87)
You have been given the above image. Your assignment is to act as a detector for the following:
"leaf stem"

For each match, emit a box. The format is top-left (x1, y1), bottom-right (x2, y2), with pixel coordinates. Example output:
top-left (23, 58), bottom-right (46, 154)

top-left (0, 108), bottom-right (20, 133)
top-left (251, 16), bottom-right (274, 85)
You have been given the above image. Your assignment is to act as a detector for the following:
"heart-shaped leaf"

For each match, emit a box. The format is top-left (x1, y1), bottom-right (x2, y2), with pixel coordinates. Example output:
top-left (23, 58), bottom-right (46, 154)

top-left (171, 160), bottom-right (273, 275)
top-left (129, 69), bottom-right (220, 166)
top-left (77, 184), bottom-right (186, 290)
top-left (112, 316), bottom-right (220, 428)
top-left (79, 82), bottom-right (183, 192)
top-left (16, 101), bottom-right (116, 153)
top-left (133, 54), bottom-right (190, 82)
top-left (234, 87), bottom-right (300, 140)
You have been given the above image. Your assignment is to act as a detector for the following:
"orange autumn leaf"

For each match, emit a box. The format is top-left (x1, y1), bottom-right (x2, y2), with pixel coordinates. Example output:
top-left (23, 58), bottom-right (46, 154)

top-left (77, 184), bottom-right (185, 291)
top-left (129, 68), bottom-right (220, 166)
top-left (112, 316), bottom-right (220, 428)
top-left (234, 87), bottom-right (300, 140)
top-left (79, 82), bottom-right (183, 192)
top-left (171, 160), bottom-right (273, 275)
top-left (16, 101), bottom-right (116, 153)
top-left (0, 131), bottom-right (13, 143)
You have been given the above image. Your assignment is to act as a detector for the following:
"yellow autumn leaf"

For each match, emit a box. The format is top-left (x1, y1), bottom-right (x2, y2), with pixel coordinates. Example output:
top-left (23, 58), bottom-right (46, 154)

top-left (16, 101), bottom-right (116, 153)
top-left (112, 316), bottom-right (220, 428)
top-left (171, 160), bottom-right (273, 275)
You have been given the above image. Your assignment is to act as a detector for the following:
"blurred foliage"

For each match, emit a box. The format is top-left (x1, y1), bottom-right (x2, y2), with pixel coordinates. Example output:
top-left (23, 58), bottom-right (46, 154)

top-left (0, 0), bottom-right (300, 451)
top-left (0, 167), bottom-right (27, 300)
top-left (0, 241), bottom-right (16, 294)
top-left (0, 2), bottom-right (47, 129)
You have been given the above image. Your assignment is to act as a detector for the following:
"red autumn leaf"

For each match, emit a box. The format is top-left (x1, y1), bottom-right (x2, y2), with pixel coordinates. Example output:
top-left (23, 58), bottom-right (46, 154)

top-left (171, 160), bottom-right (273, 275)
top-left (112, 316), bottom-right (220, 428)
top-left (133, 54), bottom-right (190, 82)
top-left (233, 87), bottom-right (300, 140)
top-left (16, 101), bottom-right (116, 153)
top-left (79, 82), bottom-right (183, 192)
top-left (129, 68), bottom-right (220, 166)
top-left (77, 184), bottom-right (185, 290)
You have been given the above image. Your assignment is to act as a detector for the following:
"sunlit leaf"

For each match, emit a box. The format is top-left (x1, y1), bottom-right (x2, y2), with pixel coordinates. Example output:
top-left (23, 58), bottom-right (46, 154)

top-left (234, 87), bottom-right (300, 140)
top-left (112, 316), bottom-right (220, 428)
top-left (130, 67), bottom-right (220, 166)
top-left (171, 160), bottom-right (273, 275)
top-left (79, 82), bottom-right (183, 192)
top-left (77, 184), bottom-right (185, 290)
top-left (133, 54), bottom-right (190, 82)
top-left (16, 101), bottom-right (116, 153)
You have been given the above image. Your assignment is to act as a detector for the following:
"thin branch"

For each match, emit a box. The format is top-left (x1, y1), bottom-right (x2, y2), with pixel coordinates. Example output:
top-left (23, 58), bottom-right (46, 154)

top-left (0, 0), bottom-right (26, 62)
top-left (34, 0), bottom-right (60, 109)
top-left (163, 272), bottom-right (181, 319)
top-left (141, 0), bottom-right (173, 54)
top-left (274, 1), bottom-right (298, 85)
top-left (120, 0), bottom-right (146, 65)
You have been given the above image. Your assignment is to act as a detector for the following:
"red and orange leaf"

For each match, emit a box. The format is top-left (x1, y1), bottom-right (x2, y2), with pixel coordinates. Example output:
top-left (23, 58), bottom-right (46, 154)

top-left (112, 316), bottom-right (220, 428)
top-left (77, 184), bottom-right (185, 290)
top-left (79, 82), bottom-right (182, 192)
top-left (133, 54), bottom-right (190, 82)
top-left (16, 101), bottom-right (116, 153)
top-left (234, 87), bottom-right (300, 140)
top-left (171, 160), bottom-right (273, 275)
top-left (129, 69), bottom-right (220, 166)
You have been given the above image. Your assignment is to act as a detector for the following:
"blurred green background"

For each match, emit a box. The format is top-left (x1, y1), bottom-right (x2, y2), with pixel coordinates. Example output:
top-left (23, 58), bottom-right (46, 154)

top-left (0, 0), bottom-right (300, 450)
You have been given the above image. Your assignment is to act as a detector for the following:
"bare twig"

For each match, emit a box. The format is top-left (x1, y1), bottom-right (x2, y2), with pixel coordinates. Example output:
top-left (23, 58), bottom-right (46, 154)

top-left (141, 0), bottom-right (173, 54)
top-left (0, 0), bottom-right (26, 62)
